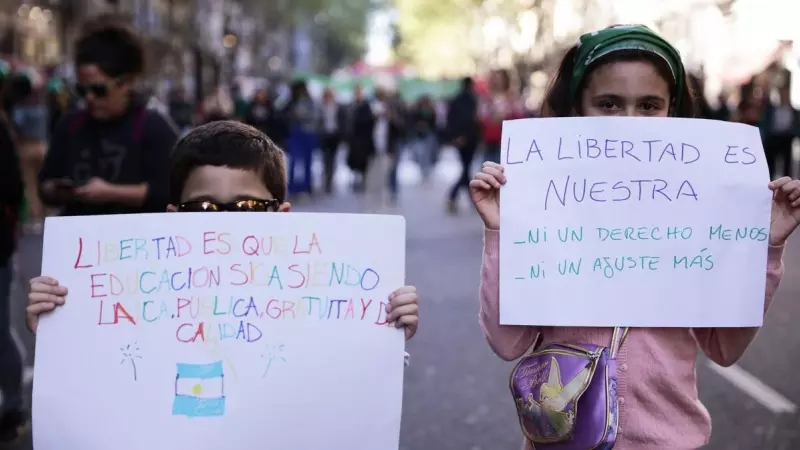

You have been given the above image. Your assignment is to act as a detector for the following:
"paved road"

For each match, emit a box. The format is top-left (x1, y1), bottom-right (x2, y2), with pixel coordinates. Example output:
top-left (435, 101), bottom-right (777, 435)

top-left (6, 148), bottom-right (800, 449)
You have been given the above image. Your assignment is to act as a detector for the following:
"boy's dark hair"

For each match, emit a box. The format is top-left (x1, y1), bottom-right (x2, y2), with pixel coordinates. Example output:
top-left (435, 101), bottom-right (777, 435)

top-left (75, 15), bottom-right (145, 78)
top-left (169, 121), bottom-right (287, 205)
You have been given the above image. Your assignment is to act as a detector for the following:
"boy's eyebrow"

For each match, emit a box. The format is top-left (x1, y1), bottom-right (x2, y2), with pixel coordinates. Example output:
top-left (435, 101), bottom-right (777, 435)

top-left (232, 194), bottom-right (276, 201)
top-left (182, 194), bottom-right (276, 203)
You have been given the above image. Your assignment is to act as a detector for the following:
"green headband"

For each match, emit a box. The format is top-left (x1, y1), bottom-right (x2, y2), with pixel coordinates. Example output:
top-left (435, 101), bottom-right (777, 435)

top-left (571, 25), bottom-right (685, 112)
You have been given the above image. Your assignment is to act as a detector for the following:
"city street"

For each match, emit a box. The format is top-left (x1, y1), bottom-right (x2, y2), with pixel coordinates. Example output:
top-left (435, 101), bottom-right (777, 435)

top-left (5, 149), bottom-right (800, 449)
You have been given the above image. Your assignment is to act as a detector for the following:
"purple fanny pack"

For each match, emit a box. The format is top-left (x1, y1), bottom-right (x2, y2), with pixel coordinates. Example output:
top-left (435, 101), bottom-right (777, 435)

top-left (510, 327), bottom-right (628, 450)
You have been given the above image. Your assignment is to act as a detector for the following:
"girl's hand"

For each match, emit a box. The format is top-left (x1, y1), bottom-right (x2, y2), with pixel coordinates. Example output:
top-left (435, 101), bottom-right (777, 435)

top-left (26, 276), bottom-right (67, 334)
top-left (469, 162), bottom-right (506, 230)
top-left (387, 286), bottom-right (418, 341)
top-left (768, 177), bottom-right (800, 246)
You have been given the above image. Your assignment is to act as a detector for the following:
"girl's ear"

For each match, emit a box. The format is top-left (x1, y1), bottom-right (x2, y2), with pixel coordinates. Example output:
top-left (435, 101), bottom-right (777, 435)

top-left (166, 204), bottom-right (178, 212)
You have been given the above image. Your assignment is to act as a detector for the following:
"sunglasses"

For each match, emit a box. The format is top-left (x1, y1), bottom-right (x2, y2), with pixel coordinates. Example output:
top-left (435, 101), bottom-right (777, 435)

top-left (176, 199), bottom-right (281, 213)
top-left (75, 79), bottom-right (123, 99)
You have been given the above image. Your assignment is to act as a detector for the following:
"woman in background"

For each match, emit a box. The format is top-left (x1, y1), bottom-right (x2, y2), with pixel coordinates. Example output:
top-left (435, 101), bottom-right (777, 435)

top-left (319, 88), bottom-right (345, 194)
top-left (286, 80), bottom-right (319, 196)
top-left (9, 69), bottom-right (48, 233)
top-left (479, 69), bottom-right (523, 163)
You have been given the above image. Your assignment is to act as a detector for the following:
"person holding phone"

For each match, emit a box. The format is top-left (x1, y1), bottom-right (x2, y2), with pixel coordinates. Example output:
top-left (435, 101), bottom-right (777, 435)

top-left (38, 15), bottom-right (177, 217)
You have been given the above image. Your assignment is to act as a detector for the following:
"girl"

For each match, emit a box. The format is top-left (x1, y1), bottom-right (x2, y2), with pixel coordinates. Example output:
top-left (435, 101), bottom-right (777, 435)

top-left (470, 25), bottom-right (800, 449)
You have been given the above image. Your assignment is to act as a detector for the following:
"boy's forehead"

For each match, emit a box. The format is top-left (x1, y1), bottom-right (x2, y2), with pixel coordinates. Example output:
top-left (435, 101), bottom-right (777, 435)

top-left (181, 165), bottom-right (273, 201)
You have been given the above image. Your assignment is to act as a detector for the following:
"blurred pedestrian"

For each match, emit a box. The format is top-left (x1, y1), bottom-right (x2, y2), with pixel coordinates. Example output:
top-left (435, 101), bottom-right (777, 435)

top-left (410, 94), bottom-right (438, 183)
top-left (470, 24), bottom-right (800, 450)
top-left (363, 85), bottom-right (402, 210)
top-left (446, 77), bottom-right (480, 214)
top-left (168, 88), bottom-right (194, 135)
top-left (761, 85), bottom-right (798, 178)
top-left (689, 73), bottom-right (715, 120)
top-left (0, 57), bottom-right (27, 444)
top-left (713, 91), bottom-right (732, 121)
top-left (38, 15), bottom-right (178, 217)
top-left (202, 86), bottom-right (234, 124)
top-left (231, 82), bottom-right (249, 121)
top-left (345, 85), bottom-right (375, 192)
top-left (319, 88), bottom-right (346, 194)
top-left (9, 68), bottom-right (48, 233)
top-left (480, 69), bottom-right (523, 164)
top-left (385, 89), bottom-right (407, 203)
top-left (286, 79), bottom-right (319, 196)
top-left (245, 87), bottom-right (279, 144)
top-left (45, 77), bottom-right (70, 137)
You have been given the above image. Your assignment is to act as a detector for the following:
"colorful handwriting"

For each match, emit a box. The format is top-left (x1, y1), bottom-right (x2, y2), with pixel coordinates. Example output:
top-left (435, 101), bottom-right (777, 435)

top-left (86, 262), bottom-right (379, 298)
top-left (72, 230), bottom-right (397, 349)
top-left (73, 232), bottom-right (323, 268)
top-left (97, 296), bottom-right (392, 343)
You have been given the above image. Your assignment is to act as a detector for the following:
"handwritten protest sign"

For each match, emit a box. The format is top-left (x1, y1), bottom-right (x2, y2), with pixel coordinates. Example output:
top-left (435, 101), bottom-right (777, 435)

top-left (499, 117), bottom-right (772, 327)
top-left (33, 213), bottom-right (406, 450)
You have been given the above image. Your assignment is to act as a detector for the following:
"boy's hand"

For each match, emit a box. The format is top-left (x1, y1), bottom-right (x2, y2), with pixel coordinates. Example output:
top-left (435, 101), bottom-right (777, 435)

top-left (26, 276), bottom-right (67, 334)
top-left (387, 286), bottom-right (419, 341)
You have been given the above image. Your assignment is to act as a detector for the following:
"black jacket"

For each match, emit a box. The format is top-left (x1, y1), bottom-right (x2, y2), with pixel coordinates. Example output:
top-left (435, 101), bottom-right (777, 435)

top-left (0, 115), bottom-right (23, 261)
top-left (39, 96), bottom-right (178, 216)
top-left (446, 89), bottom-right (480, 144)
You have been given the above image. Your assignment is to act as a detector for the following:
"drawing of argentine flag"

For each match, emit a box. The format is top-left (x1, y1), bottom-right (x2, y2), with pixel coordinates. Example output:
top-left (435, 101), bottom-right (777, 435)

top-left (172, 361), bottom-right (226, 418)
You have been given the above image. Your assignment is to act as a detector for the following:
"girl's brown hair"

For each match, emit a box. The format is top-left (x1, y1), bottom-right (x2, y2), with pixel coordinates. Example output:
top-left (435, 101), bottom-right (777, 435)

top-left (541, 45), bottom-right (696, 118)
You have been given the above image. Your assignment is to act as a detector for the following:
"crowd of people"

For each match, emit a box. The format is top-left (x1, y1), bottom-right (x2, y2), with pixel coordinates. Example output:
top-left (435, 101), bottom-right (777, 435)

top-left (175, 69), bottom-right (528, 214)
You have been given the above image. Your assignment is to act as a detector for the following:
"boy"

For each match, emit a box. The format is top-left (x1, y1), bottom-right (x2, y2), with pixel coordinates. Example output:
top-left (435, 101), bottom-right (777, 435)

top-left (27, 121), bottom-right (419, 340)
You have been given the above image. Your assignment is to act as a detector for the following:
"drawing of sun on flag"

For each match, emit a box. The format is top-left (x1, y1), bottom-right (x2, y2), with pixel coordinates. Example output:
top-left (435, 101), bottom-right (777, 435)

top-left (172, 361), bottom-right (226, 418)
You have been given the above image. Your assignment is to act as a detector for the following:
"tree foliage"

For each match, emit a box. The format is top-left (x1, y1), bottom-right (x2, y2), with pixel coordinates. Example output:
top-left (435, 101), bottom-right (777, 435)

top-left (255, 0), bottom-right (374, 70)
top-left (395, 0), bottom-right (478, 78)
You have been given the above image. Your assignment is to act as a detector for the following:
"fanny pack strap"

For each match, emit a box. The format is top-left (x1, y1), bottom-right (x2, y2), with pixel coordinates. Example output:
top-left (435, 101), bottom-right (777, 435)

top-left (609, 327), bottom-right (629, 359)
top-left (529, 327), bottom-right (630, 358)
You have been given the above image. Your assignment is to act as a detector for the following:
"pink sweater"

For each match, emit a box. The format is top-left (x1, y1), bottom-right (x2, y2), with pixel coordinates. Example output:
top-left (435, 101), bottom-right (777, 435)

top-left (479, 229), bottom-right (785, 450)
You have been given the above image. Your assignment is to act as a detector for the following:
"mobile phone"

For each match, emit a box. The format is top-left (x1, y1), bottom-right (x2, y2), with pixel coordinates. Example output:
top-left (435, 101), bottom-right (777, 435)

top-left (53, 178), bottom-right (74, 191)
top-left (50, 179), bottom-right (76, 203)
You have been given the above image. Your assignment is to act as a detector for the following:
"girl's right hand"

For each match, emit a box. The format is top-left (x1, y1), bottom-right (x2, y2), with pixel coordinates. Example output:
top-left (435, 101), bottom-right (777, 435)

top-left (469, 162), bottom-right (506, 230)
top-left (26, 276), bottom-right (67, 334)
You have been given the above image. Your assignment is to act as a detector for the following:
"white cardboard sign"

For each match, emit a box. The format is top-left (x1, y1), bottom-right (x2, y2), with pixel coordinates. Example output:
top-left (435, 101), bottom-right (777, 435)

top-left (499, 117), bottom-right (771, 327)
top-left (34, 212), bottom-right (406, 450)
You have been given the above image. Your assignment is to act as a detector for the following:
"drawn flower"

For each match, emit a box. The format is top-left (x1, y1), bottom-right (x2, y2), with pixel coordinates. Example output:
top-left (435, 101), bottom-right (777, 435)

top-left (119, 342), bottom-right (142, 381)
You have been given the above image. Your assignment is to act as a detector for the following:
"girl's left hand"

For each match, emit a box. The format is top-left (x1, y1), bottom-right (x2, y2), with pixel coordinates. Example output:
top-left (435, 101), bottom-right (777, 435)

top-left (769, 177), bottom-right (800, 246)
top-left (387, 286), bottom-right (419, 341)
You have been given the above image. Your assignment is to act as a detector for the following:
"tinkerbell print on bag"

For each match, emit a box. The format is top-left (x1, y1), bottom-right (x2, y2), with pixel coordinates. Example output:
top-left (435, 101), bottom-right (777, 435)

top-left (510, 327), bottom-right (628, 450)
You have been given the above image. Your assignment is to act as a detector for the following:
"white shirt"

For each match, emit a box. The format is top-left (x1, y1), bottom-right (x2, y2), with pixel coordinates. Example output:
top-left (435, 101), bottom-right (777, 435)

top-left (371, 100), bottom-right (389, 154)
top-left (773, 106), bottom-right (793, 133)
top-left (323, 103), bottom-right (338, 134)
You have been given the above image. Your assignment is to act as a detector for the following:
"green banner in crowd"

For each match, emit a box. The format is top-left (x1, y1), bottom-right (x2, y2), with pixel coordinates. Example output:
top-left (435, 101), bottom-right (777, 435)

top-left (294, 71), bottom-right (460, 102)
